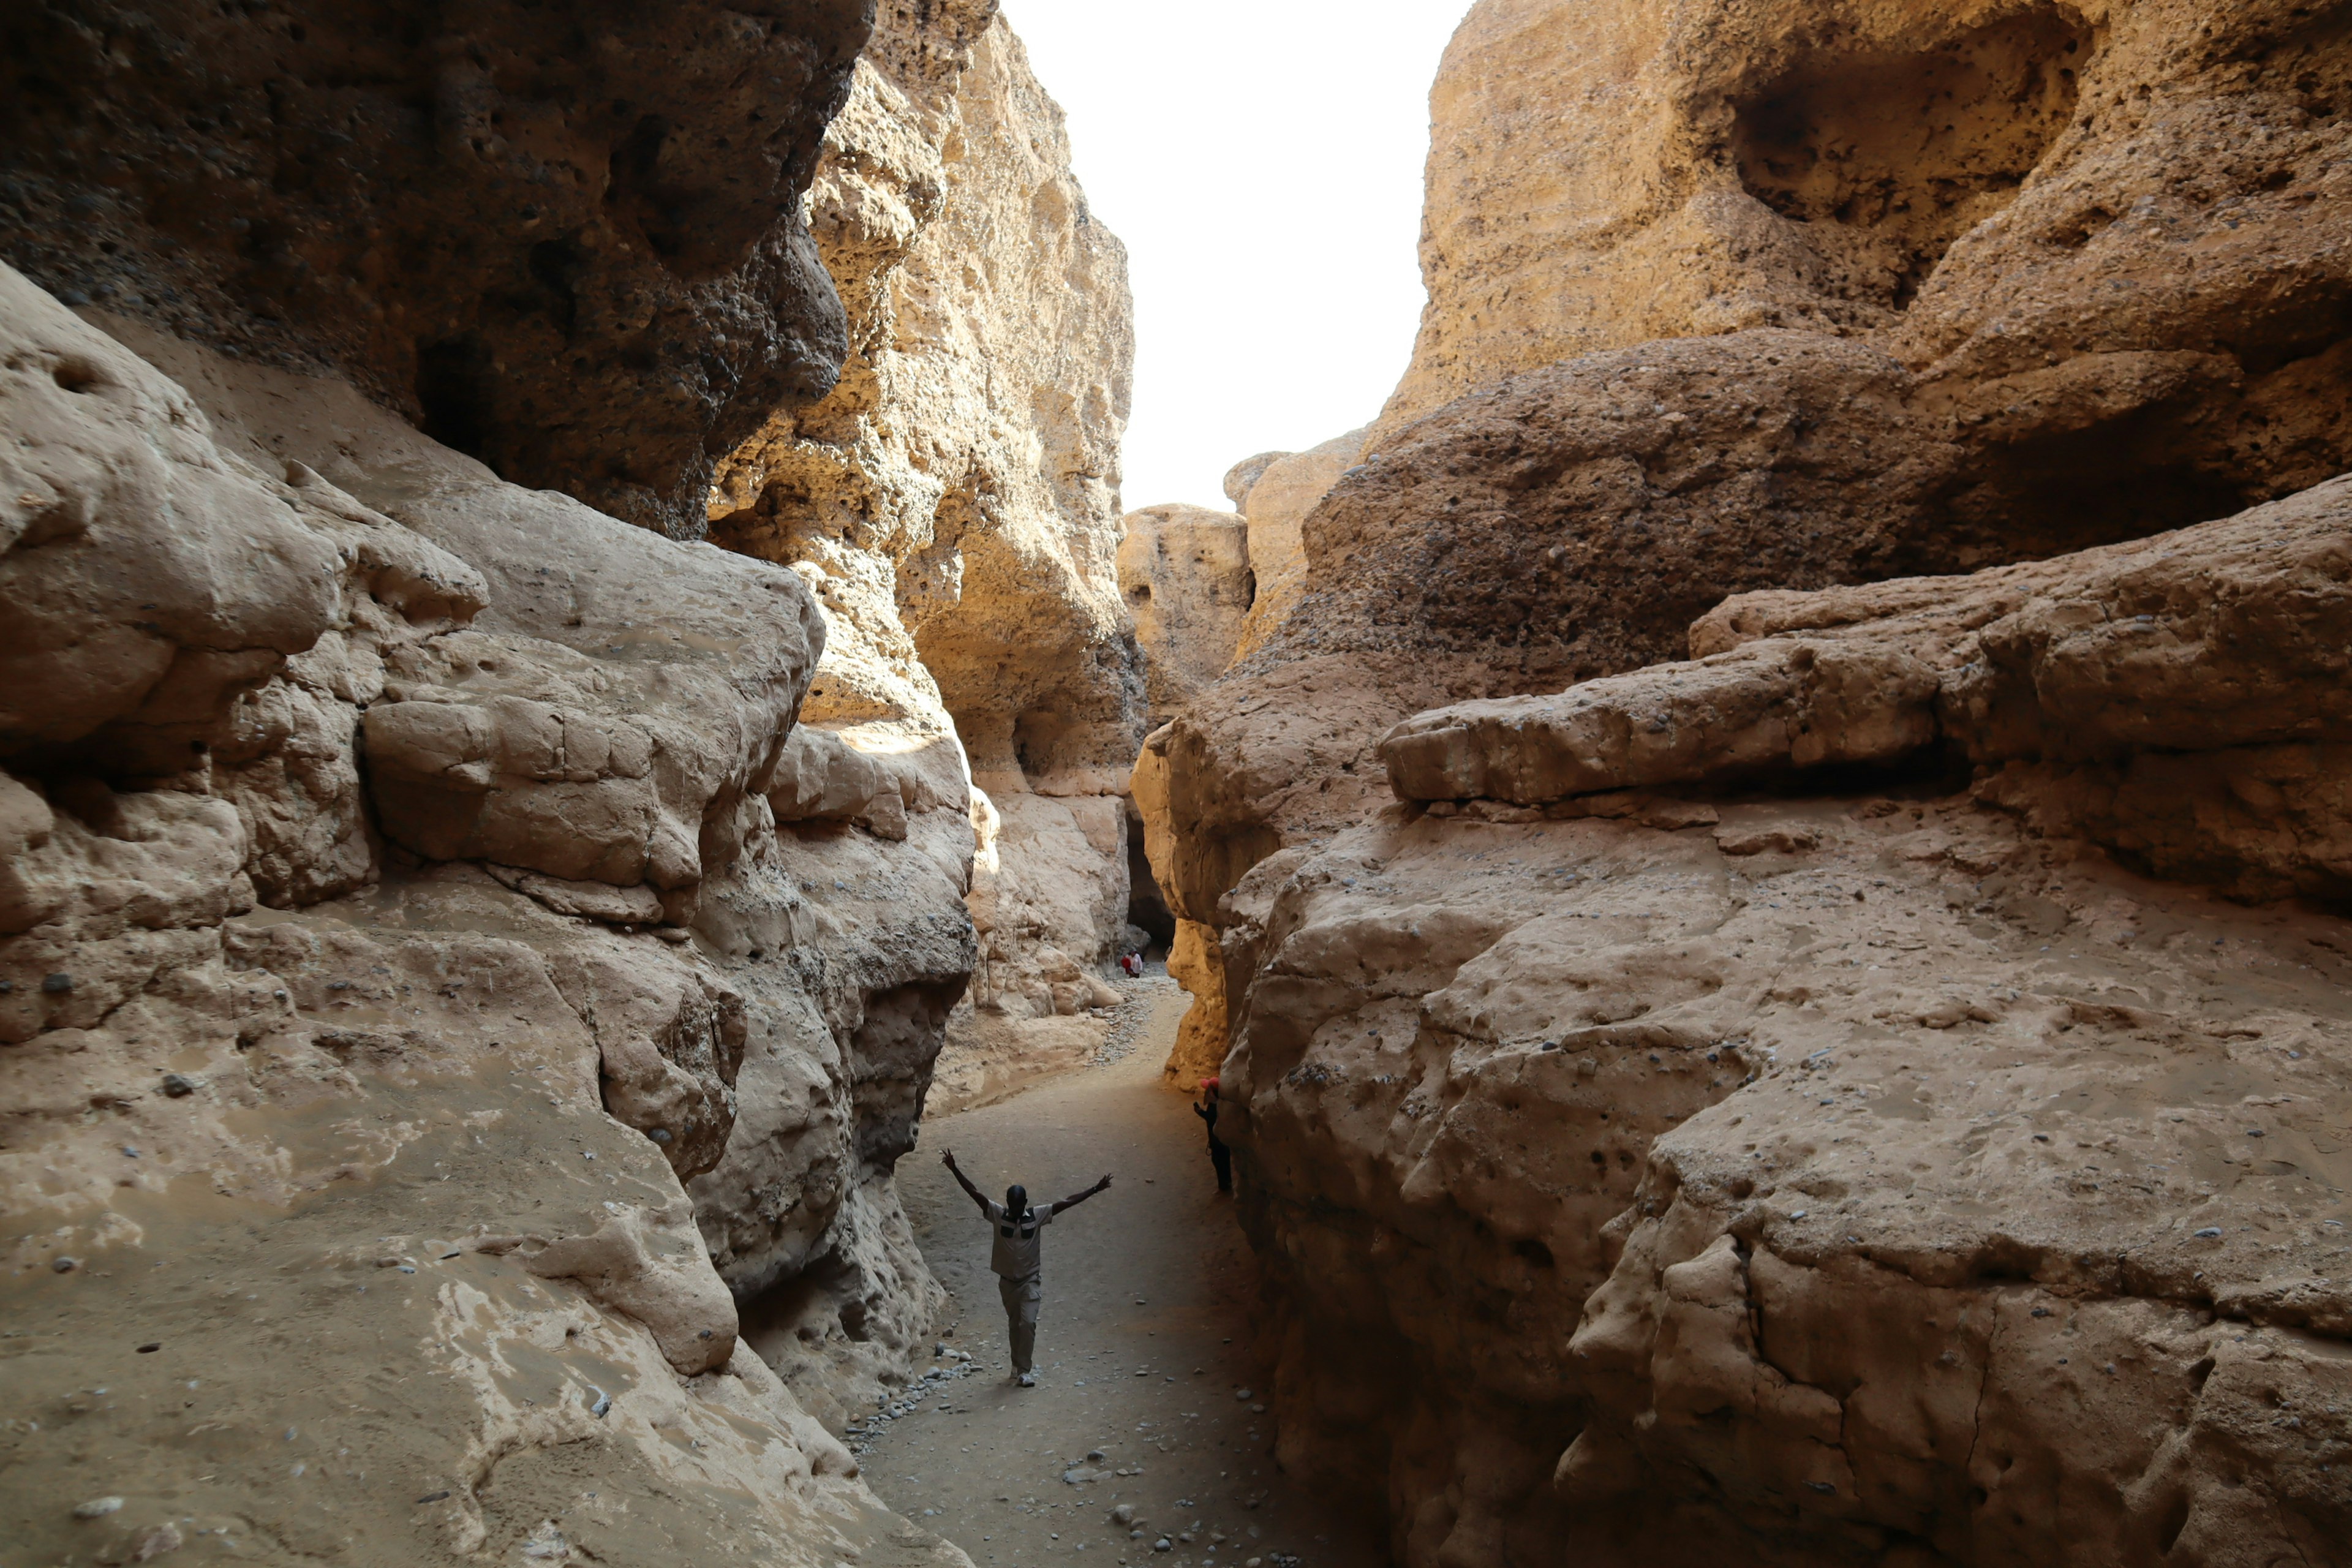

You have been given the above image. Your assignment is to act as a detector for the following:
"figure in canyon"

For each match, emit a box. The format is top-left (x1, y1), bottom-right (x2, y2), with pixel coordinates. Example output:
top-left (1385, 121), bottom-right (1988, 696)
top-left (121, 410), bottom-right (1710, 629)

top-left (943, 1148), bottom-right (1114, 1385)
top-left (1193, 1078), bottom-right (1232, 1194)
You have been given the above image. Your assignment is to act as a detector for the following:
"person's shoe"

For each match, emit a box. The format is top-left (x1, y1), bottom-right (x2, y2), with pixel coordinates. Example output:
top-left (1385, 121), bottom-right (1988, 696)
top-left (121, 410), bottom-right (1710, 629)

top-left (1017, 1371), bottom-right (1036, 1387)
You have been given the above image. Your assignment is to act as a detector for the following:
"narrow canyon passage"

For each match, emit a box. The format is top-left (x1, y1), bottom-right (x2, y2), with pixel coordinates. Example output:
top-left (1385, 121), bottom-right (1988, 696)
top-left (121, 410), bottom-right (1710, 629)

top-left (854, 992), bottom-right (1382, 1568)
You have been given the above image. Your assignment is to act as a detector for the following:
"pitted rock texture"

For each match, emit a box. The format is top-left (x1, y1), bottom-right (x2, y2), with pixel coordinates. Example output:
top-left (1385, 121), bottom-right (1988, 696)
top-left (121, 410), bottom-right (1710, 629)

top-left (0, 0), bottom-right (869, 535)
top-left (1381, 0), bottom-right (2352, 440)
top-left (707, 4), bottom-right (1142, 1062)
top-left (0, 271), bottom-right (981, 1561)
top-left (1118, 503), bottom-right (1253, 727)
top-left (1212, 794), bottom-right (2351, 1567)
top-left (1135, 6), bottom-right (2352, 1558)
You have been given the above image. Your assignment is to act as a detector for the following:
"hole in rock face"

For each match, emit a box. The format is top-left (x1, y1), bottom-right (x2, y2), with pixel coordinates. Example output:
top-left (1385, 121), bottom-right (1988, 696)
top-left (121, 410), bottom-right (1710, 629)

top-left (414, 334), bottom-right (499, 470)
top-left (2156, 1488), bottom-right (2193, 1555)
top-left (1732, 9), bottom-right (2090, 306)
top-left (51, 356), bottom-right (105, 393)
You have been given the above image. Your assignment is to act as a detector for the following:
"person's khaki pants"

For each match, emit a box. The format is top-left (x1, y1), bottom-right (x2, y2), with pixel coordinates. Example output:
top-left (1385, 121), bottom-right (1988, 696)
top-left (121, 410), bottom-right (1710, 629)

top-left (998, 1273), bottom-right (1041, 1372)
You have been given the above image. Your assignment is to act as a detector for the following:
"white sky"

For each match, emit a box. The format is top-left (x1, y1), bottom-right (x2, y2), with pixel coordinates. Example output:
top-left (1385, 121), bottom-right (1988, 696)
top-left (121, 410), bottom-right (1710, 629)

top-left (1004, 1), bottom-right (1477, 513)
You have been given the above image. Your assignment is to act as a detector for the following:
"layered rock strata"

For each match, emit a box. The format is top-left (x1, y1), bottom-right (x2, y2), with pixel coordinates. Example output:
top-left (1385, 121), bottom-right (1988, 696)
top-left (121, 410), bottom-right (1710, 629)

top-left (707, 5), bottom-right (1144, 1074)
top-left (0, 262), bottom-right (977, 1562)
top-left (1136, 1), bottom-right (2352, 1561)
top-left (1208, 488), bottom-right (2352, 1566)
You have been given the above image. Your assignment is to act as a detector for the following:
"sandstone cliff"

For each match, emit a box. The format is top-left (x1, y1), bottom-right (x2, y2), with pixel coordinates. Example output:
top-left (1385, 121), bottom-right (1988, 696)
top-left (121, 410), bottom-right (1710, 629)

top-left (0, 1), bottom-right (1135, 1558)
top-left (707, 4), bottom-right (1145, 1088)
top-left (1223, 428), bottom-right (1368, 663)
top-left (0, 264), bottom-right (973, 1566)
top-left (1119, 503), bottom-right (1253, 729)
top-left (1137, 2), bottom-right (2352, 1562)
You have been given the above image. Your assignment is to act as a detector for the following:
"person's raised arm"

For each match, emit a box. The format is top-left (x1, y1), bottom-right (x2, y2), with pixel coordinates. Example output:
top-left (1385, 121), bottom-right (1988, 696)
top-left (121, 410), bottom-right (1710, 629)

top-left (941, 1148), bottom-right (990, 1212)
top-left (1054, 1173), bottom-right (1114, 1211)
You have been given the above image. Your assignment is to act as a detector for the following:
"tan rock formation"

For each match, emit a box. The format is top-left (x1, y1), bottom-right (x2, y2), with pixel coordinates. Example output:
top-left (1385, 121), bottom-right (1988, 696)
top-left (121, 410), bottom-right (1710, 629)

top-left (1148, 0), bottom-right (2352, 978)
top-left (707, 4), bottom-right (1144, 1066)
top-left (1135, 2), bottom-right (2352, 1562)
top-left (1226, 428), bottom-right (1368, 660)
top-left (1204, 486), bottom-right (2352, 1564)
top-left (1382, 0), bottom-right (2352, 447)
top-left (1118, 504), bottom-right (1253, 726)
top-left (0, 268), bottom-right (977, 1561)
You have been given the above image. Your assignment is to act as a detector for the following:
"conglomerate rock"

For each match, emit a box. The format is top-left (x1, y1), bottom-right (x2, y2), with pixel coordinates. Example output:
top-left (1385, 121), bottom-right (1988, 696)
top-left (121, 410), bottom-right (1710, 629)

top-left (0, 267), bottom-right (977, 1564)
top-left (0, 0), bottom-right (870, 535)
top-left (1133, 2), bottom-right (2352, 1562)
top-left (707, 4), bottom-right (1145, 1062)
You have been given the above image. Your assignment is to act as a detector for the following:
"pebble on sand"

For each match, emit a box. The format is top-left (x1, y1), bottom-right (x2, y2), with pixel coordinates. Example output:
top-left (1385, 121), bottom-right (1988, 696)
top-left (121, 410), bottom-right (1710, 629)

top-left (74, 1496), bottom-right (124, 1519)
top-left (133, 1522), bottom-right (184, 1560)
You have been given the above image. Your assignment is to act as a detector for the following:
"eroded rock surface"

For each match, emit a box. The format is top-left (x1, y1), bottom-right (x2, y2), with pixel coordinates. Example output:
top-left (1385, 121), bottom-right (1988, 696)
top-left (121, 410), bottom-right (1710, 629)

top-left (0, 0), bottom-right (870, 535)
top-left (1135, 3), bottom-right (2352, 1562)
top-left (1217, 790), bottom-right (2350, 1566)
top-left (0, 268), bottom-right (976, 1564)
top-left (1224, 428), bottom-right (1366, 662)
top-left (1383, 0), bottom-right (2352, 444)
top-left (1150, 0), bottom-right (2352, 1019)
top-left (1118, 503), bottom-right (1253, 727)
top-left (706, 4), bottom-right (1144, 1071)
top-left (1166, 479), bottom-right (2351, 1565)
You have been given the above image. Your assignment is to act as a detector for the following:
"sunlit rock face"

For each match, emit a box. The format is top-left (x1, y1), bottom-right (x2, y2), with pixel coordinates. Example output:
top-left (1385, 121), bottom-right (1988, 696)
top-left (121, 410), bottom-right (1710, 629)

top-left (1136, 1), bottom-right (2352, 1562)
top-left (708, 3), bottom-right (1147, 1072)
top-left (1119, 503), bottom-right (1253, 729)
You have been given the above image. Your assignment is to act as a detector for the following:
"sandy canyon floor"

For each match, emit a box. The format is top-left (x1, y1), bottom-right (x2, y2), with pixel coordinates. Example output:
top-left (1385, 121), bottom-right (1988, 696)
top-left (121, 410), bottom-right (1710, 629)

top-left (851, 983), bottom-right (1383, 1568)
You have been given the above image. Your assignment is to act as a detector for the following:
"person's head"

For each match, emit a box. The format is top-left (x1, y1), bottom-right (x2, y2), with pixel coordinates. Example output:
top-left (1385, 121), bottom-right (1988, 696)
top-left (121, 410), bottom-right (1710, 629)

top-left (1005, 1183), bottom-right (1028, 1219)
top-left (1202, 1076), bottom-right (1220, 1101)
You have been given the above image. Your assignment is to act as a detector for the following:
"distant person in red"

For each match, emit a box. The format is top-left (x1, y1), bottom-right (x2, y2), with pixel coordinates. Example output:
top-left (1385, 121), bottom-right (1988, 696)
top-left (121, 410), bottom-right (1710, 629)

top-left (1120, 951), bottom-right (1144, 978)
top-left (941, 1148), bottom-right (1111, 1386)
top-left (1193, 1077), bottom-right (1232, 1194)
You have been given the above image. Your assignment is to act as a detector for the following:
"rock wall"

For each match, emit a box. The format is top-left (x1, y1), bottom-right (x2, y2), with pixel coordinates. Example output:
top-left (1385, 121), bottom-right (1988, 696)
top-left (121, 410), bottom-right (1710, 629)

top-left (1118, 503), bottom-right (1253, 729)
top-left (0, 265), bottom-right (974, 1564)
top-left (1210, 486), bottom-right (2352, 1566)
top-left (1223, 428), bottom-right (1367, 663)
top-left (707, 4), bottom-right (1145, 1077)
top-left (1137, 1), bottom-right (2352, 1562)
top-left (0, 0), bottom-right (869, 536)
top-left (1381, 0), bottom-right (2352, 442)
top-left (0, 0), bottom-right (1134, 1556)
top-left (1148, 0), bottom-right (2352, 963)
